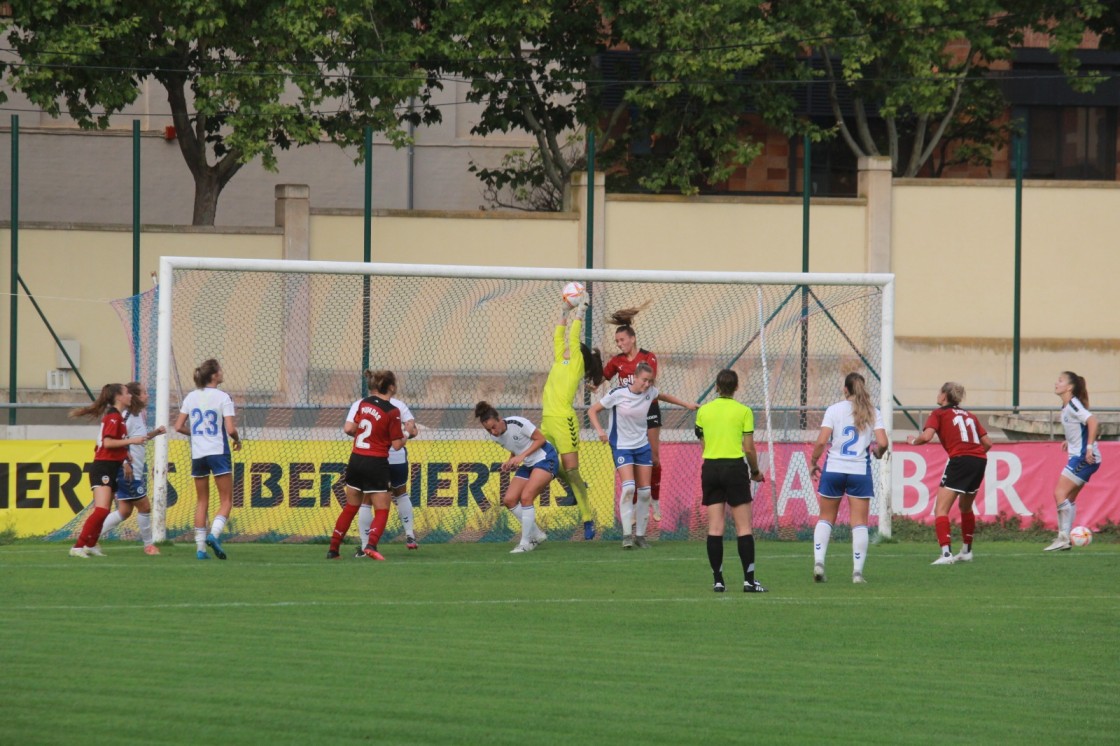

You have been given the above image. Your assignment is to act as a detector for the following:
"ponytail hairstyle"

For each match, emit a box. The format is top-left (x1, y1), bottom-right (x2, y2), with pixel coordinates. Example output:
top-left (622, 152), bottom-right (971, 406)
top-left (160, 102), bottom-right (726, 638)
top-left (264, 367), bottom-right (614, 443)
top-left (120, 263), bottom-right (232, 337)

top-left (193, 358), bottom-right (221, 389)
top-left (844, 372), bottom-right (875, 432)
top-left (125, 381), bottom-right (145, 416)
top-left (634, 361), bottom-right (655, 381)
top-left (607, 300), bottom-right (652, 339)
top-left (581, 344), bottom-right (605, 387)
top-left (715, 369), bottom-right (739, 397)
top-left (940, 381), bottom-right (965, 408)
top-left (474, 400), bottom-right (500, 424)
top-left (369, 369), bottom-right (397, 396)
top-left (1062, 371), bottom-right (1089, 407)
top-left (70, 383), bottom-right (125, 420)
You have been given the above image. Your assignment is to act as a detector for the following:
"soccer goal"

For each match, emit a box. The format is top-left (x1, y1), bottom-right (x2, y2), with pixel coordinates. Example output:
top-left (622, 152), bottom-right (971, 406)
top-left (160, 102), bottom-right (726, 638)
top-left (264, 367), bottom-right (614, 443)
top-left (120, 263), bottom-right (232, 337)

top-left (146, 258), bottom-right (895, 544)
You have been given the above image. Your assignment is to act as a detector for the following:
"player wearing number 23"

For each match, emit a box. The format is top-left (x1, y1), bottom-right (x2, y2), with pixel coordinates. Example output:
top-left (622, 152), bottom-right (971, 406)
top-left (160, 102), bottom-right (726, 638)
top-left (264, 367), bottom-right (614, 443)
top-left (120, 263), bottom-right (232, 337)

top-left (809, 373), bottom-right (888, 584)
top-left (907, 382), bottom-right (992, 565)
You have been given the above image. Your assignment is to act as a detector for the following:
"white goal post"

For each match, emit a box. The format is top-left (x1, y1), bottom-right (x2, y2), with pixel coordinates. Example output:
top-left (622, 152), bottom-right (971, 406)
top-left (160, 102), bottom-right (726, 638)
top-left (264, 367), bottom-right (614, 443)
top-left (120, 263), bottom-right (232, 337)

top-left (151, 257), bottom-right (895, 543)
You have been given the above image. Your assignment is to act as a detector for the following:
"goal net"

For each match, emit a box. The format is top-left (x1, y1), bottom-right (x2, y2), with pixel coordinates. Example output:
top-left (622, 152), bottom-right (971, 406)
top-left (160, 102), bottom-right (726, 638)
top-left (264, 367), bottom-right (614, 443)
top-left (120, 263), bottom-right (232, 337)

top-left (137, 259), bottom-right (893, 546)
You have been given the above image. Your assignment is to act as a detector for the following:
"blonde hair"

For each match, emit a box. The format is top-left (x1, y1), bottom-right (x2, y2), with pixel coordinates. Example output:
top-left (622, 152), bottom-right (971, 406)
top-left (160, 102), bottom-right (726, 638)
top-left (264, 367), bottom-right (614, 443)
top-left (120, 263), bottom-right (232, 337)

top-left (845, 372), bottom-right (875, 432)
top-left (940, 381), bottom-right (965, 407)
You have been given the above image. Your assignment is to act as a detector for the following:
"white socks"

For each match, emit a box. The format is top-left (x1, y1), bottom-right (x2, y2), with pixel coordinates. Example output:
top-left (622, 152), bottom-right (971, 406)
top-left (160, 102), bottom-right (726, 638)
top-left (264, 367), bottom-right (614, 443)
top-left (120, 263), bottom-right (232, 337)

top-left (852, 525), bottom-right (868, 574)
top-left (519, 505), bottom-right (536, 547)
top-left (634, 486), bottom-right (652, 537)
top-left (195, 527), bottom-right (206, 552)
top-left (1057, 500), bottom-right (1075, 537)
top-left (210, 514), bottom-right (227, 539)
top-left (358, 505), bottom-right (373, 549)
top-left (136, 511), bottom-right (153, 546)
top-left (99, 509), bottom-right (125, 538)
top-left (395, 494), bottom-right (415, 538)
top-left (813, 520), bottom-right (833, 565)
top-left (619, 481), bottom-right (636, 537)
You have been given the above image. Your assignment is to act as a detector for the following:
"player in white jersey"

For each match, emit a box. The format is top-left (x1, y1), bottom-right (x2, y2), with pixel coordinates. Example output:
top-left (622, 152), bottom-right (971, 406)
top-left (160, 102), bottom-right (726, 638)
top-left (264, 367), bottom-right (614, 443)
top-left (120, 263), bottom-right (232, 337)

top-left (172, 359), bottom-right (241, 561)
top-left (1044, 371), bottom-right (1103, 552)
top-left (588, 362), bottom-right (697, 549)
top-left (355, 371), bottom-right (420, 555)
top-left (95, 382), bottom-right (166, 555)
top-left (808, 373), bottom-right (888, 583)
top-left (474, 401), bottom-right (555, 553)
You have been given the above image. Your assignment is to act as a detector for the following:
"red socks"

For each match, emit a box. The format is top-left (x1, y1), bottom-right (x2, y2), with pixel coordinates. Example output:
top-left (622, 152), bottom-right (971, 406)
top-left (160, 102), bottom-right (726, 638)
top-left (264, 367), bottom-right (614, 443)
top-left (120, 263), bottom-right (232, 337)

top-left (367, 508), bottom-right (389, 549)
top-left (935, 516), bottom-right (952, 549)
top-left (75, 506), bottom-right (111, 548)
top-left (961, 511), bottom-right (976, 550)
top-left (329, 504), bottom-right (359, 552)
top-left (651, 464), bottom-right (662, 502)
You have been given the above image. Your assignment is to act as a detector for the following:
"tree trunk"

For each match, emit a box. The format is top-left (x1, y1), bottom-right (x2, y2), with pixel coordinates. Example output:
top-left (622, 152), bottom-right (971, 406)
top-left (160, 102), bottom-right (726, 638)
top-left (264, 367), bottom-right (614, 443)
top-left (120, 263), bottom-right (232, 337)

top-left (191, 170), bottom-right (222, 226)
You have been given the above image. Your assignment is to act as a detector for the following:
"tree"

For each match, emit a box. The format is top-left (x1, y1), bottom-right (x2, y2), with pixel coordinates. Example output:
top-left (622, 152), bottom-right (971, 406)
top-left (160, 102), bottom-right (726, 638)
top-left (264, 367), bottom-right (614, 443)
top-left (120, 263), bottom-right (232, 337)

top-left (2, 1), bottom-right (436, 225)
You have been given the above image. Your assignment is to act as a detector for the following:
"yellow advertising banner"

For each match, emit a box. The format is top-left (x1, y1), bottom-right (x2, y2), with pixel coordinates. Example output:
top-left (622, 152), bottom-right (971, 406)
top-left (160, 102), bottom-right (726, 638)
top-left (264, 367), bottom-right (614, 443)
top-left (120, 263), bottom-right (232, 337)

top-left (2, 439), bottom-right (621, 540)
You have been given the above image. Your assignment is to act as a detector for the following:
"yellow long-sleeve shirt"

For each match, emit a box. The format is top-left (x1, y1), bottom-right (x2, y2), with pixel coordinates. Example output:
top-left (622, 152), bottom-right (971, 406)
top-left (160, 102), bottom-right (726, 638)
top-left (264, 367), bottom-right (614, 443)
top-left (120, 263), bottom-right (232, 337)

top-left (541, 319), bottom-right (584, 417)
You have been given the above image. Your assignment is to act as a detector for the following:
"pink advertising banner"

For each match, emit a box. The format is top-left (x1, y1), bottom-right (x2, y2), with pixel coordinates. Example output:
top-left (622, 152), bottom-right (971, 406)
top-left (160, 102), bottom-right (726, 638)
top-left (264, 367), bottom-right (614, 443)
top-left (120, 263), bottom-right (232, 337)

top-left (654, 442), bottom-right (1119, 533)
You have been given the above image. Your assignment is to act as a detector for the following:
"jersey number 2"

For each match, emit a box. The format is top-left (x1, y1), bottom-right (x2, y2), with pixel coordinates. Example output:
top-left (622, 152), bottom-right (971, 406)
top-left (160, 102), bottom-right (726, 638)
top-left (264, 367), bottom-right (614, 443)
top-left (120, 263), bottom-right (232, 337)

top-left (840, 426), bottom-right (860, 456)
top-left (354, 419), bottom-right (373, 449)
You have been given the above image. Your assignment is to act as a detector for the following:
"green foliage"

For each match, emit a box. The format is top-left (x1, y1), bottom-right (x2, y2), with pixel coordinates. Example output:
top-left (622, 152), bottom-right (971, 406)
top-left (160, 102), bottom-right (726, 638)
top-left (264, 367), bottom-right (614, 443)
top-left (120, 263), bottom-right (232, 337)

top-left (2, 0), bottom-right (435, 223)
top-left (2, 541), bottom-right (1118, 742)
top-left (470, 136), bottom-right (584, 211)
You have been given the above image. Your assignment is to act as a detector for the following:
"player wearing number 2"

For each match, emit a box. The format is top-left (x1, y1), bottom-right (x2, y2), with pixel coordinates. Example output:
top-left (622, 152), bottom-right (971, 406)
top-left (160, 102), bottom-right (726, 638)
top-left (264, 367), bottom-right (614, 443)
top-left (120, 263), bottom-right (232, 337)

top-left (327, 369), bottom-right (405, 560)
top-left (173, 359), bottom-right (241, 560)
top-left (907, 382), bottom-right (992, 565)
top-left (809, 373), bottom-right (888, 583)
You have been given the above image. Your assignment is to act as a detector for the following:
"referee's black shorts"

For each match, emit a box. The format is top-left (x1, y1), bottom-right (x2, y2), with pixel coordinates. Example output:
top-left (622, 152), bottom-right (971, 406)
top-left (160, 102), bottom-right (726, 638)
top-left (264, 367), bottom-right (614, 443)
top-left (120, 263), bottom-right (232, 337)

top-left (701, 458), bottom-right (752, 506)
top-left (940, 455), bottom-right (987, 494)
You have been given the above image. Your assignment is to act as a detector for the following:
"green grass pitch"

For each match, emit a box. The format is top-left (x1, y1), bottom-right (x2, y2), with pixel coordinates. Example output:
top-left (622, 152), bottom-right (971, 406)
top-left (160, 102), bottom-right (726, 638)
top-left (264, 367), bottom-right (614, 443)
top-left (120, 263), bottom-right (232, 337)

top-left (2, 539), bottom-right (1118, 744)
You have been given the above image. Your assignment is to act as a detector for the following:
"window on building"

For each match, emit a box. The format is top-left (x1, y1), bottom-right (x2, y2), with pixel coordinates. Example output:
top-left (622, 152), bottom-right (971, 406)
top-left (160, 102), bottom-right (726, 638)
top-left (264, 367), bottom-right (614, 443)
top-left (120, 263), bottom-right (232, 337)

top-left (1023, 106), bottom-right (1117, 180)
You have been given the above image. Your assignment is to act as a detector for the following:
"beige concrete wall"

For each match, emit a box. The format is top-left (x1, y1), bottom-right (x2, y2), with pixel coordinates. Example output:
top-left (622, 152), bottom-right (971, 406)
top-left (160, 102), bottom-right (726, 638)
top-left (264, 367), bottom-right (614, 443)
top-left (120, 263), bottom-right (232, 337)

top-left (0, 226), bottom-right (282, 390)
top-left (604, 195), bottom-right (867, 272)
top-left (891, 180), bottom-right (1120, 407)
top-left (308, 210), bottom-right (581, 266)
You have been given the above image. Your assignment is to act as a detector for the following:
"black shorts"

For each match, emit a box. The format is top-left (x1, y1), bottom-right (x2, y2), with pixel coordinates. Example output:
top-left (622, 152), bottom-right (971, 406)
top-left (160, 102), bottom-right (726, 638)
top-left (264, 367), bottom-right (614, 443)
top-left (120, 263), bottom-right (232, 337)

top-left (345, 454), bottom-right (391, 494)
top-left (646, 399), bottom-right (662, 429)
top-left (701, 458), bottom-right (753, 506)
top-left (940, 455), bottom-right (987, 494)
top-left (88, 460), bottom-right (122, 492)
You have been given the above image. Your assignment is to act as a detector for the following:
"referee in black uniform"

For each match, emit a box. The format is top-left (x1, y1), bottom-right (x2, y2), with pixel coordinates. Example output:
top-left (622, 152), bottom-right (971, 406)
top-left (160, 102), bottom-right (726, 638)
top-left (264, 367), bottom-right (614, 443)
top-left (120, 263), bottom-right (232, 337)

top-left (695, 370), bottom-right (768, 593)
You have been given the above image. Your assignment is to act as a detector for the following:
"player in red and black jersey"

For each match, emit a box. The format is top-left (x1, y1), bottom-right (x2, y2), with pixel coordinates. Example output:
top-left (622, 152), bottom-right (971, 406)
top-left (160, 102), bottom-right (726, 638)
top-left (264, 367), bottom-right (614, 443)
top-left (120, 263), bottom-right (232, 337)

top-left (602, 303), bottom-right (667, 523)
top-left (326, 370), bottom-right (405, 561)
top-left (907, 382), bottom-right (993, 565)
top-left (68, 383), bottom-right (165, 557)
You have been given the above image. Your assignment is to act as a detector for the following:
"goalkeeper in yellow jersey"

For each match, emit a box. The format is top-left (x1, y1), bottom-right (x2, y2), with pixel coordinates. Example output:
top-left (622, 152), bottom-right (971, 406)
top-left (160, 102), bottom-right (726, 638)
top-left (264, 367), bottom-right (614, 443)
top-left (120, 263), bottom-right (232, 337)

top-left (540, 297), bottom-right (603, 540)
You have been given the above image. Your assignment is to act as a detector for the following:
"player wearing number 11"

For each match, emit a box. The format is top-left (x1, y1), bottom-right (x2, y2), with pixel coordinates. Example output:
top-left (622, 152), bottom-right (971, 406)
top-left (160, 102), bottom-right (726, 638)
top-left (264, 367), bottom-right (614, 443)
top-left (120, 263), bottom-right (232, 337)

top-left (173, 359), bottom-right (241, 560)
top-left (906, 382), bottom-right (992, 565)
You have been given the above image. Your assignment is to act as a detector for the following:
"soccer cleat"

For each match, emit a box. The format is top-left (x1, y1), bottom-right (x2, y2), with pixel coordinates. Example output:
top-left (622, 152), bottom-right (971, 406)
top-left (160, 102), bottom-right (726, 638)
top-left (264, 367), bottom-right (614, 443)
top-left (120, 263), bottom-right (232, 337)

top-left (205, 534), bottom-right (227, 560)
top-left (69, 546), bottom-right (89, 558)
top-left (652, 501), bottom-right (662, 521)
top-left (363, 547), bottom-right (386, 560)
top-left (954, 550), bottom-right (973, 563)
top-left (633, 535), bottom-right (650, 549)
top-left (86, 545), bottom-right (107, 557)
top-left (743, 580), bottom-right (768, 593)
top-left (852, 572), bottom-right (867, 584)
top-left (1044, 535), bottom-right (1071, 552)
top-left (931, 553), bottom-right (956, 565)
top-left (583, 521), bottom-right (596, 541)
top-left (509, 542), bottom-right (534, 554)
top-left (530, 527), bottom-right (547, 547)
top-left (354, 546), bottom-right (368, 559)
top-left (622, 534), bottom-right (634, 549)
top-left (197, 550), bottom-right (210, 560)
top-left (813, 562), bottom-right (826, 583)
top-left (406, 535), bottom-right (419, 550)
top-left (143, 545), bottom-right (160, 556)
top-left (713, 581), bottom-right (726, 593)
top-left (326, 550), bottom-right (341, 560)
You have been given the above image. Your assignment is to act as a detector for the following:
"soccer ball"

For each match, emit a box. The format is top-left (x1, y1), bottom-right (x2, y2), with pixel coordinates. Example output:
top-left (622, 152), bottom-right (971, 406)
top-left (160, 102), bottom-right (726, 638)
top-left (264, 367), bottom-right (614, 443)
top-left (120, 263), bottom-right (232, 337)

top-left (562, 281), bottom-right (586, 307)
top-left (1070, 526), bottom-right (1092, 547)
